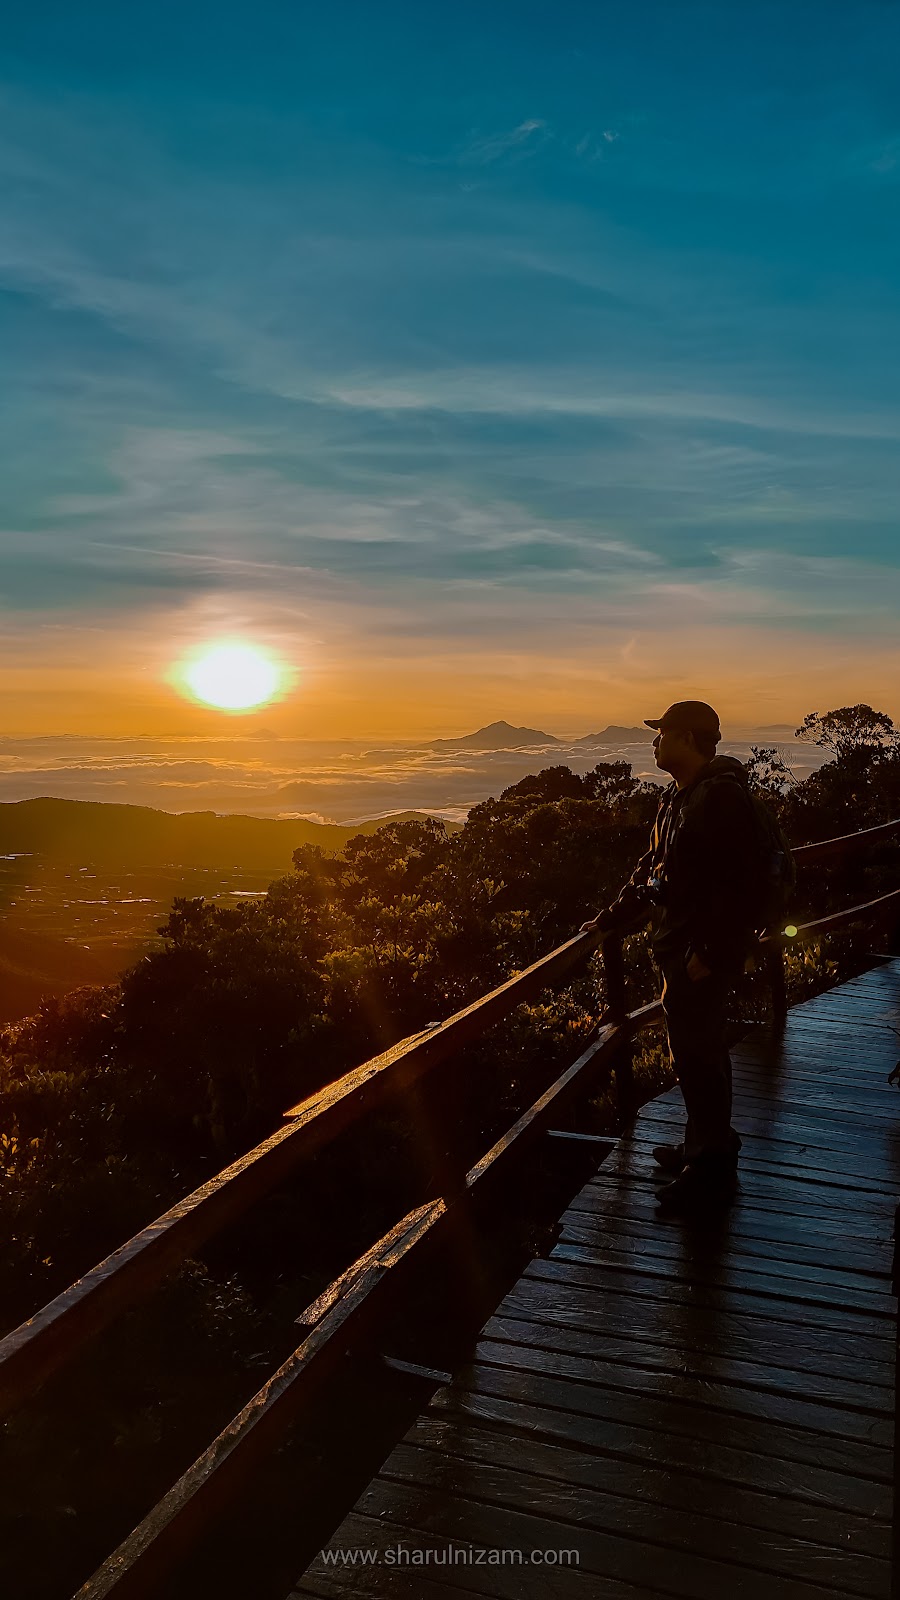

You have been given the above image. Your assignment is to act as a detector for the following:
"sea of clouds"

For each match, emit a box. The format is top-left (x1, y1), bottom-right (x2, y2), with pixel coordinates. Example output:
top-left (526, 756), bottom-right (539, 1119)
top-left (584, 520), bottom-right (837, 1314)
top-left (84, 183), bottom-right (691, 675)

top-left (0, 731), bottom-right (828, 824)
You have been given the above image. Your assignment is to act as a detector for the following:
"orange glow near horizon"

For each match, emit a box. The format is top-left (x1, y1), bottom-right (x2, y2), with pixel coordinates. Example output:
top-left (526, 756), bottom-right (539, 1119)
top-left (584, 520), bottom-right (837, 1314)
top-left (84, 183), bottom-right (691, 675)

top-left (1, 614), bottom-right (898, 739)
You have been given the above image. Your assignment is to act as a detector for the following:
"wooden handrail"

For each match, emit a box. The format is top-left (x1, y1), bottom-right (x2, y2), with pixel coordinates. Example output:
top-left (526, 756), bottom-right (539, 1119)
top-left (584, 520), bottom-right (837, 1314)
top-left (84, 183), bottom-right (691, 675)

top-left (74, 1009), bottom-right (660, 1600)
top-left (0, 925), bottom-right (604, 1419)
top-left (760, 885), bottom-right (900, 944)
top-left (793, 815), bottom-right (900, 863)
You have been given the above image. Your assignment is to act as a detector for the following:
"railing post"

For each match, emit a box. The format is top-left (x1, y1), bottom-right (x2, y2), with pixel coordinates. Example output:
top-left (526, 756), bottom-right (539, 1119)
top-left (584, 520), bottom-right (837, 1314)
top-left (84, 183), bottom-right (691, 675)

top-left (892, 1201), bottom-right (900, 1600)
top-left (601, 934), bottom-right (635, 1124)
top-left (765, 942), bottom-right (788, 1029)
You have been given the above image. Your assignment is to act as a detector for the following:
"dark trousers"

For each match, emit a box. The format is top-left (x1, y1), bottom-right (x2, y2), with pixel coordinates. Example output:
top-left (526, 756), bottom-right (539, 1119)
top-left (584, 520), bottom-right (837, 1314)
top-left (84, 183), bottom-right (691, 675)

top-left (657, 949), bottom-right (742, 1164)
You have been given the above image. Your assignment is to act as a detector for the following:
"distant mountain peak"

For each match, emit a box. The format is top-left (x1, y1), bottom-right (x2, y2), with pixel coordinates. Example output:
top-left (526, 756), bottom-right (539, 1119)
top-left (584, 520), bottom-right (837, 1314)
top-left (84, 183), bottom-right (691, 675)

top-left (576, 725), bottom-right (655, 744)
top-left (430, 720), bottom-right (560, 750)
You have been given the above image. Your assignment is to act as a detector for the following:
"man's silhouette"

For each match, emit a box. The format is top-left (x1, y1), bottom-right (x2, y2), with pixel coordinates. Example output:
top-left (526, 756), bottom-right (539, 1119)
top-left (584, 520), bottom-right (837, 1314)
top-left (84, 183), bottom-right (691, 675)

top-left (582, 700), bottom-right (759, 1210)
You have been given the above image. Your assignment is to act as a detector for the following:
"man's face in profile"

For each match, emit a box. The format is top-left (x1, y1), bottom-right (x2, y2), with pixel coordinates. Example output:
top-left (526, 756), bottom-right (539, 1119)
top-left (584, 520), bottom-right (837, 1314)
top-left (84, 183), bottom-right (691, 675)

top-left (653, 727), bottom-right (693, 775)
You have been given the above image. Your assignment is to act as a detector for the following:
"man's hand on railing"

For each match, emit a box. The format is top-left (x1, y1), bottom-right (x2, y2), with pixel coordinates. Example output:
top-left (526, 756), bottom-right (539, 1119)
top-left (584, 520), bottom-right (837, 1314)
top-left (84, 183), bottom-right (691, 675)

top-left (579, 910), bottom-right (613, 934)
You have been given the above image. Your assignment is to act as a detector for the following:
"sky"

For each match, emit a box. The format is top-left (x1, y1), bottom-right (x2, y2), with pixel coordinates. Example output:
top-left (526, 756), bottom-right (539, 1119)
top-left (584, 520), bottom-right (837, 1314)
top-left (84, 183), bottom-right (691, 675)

top-left (2, 0), bottom-right (900, 743)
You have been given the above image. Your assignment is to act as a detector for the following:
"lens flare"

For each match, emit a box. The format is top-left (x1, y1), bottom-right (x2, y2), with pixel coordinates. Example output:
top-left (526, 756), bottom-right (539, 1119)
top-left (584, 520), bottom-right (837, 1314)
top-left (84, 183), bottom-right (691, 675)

top-left (182, 643), bottom-right (282, 710)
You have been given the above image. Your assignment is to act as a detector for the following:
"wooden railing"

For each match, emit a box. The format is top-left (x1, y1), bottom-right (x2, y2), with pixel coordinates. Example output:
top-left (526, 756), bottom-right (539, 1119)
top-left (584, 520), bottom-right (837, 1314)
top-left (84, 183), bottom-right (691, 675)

top-left (758, 818), bottom-right (900, 1018)
top-left (3, 812), bottom-right (900, 1599)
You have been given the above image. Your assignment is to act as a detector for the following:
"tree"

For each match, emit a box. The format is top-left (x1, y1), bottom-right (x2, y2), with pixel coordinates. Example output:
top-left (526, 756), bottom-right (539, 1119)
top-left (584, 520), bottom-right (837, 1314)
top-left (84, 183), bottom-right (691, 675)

top-left (745, 746), bottom-right (797, 817)
top-left (788, 706), bottom-right (900, 836)
top-left (795, 705), bottom-right (898, 763)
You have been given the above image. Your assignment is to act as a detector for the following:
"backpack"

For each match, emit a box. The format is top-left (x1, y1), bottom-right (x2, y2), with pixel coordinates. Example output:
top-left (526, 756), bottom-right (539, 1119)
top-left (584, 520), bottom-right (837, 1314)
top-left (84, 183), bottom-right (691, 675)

top-left (745, 792), bottom-right (797, 934)
top-left (697, 768), bottom-right (796, 935)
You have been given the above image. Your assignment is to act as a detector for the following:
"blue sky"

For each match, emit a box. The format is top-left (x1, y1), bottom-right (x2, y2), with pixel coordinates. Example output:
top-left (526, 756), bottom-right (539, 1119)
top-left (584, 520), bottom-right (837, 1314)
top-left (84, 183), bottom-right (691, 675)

top-left (2, 0), bottom-right (900, 736)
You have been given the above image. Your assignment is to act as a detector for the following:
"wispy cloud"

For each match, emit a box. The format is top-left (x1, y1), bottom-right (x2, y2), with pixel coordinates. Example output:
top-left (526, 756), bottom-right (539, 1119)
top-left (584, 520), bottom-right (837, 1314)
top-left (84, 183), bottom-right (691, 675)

top-left (458, 119), bottom-right (550, 166)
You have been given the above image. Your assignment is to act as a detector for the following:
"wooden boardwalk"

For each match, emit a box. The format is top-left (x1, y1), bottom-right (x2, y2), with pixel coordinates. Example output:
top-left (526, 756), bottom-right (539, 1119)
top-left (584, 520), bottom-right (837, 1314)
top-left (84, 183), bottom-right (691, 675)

top-left (294, 961), bottom-right (900, 1600)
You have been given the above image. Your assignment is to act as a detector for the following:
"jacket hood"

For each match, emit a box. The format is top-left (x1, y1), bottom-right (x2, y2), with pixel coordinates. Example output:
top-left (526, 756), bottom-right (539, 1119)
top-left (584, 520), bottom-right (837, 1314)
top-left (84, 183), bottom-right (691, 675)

top-left (700, 754), bottom-right (750, 787)
top-left (659, 753), bottom-right (750, 802)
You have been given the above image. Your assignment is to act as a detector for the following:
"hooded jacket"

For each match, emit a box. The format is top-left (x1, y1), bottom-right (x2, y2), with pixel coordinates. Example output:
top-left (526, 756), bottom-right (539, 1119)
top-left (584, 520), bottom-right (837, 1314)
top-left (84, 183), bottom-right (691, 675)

top-left (599, 754), bottom-right (759, 973)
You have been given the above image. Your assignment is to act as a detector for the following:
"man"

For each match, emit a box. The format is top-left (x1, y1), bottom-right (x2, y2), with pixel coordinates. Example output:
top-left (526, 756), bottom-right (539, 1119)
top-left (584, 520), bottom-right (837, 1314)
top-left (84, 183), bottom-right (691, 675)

top-left (581, 700), bottom-right (759, 1210)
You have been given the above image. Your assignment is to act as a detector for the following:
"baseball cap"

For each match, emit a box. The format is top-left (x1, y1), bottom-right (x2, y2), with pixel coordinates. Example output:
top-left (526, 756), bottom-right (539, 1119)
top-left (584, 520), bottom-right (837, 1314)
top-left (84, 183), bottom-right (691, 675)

top-left (644, 700), bottom-right (721, 740)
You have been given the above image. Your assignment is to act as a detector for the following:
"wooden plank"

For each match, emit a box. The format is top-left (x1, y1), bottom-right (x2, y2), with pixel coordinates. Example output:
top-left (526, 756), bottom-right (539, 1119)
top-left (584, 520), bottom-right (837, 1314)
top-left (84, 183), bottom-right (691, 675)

top-left (512, 1260), bottom-right (890, 1363)
top-left (640, 1091), bottom-right (900, 1145)
top-left (522, 1255), bottom-right (895, 1338)
top-left (563, 1189), bottom-right (894, 1251)
top-left (730, 1046), bottom-right (900, 1078)
top-left (482, 1313), bottom-right (893, 1415)
top-left (448, 1365), bottom-right (894, 1483)
top-left (729, 1057), bottom-right (900, 1092)
top-left (546, 1238), bottom-right (893, 1317)
top-left (293, 1560), bottom-right (477, 1600)
top-left (575, 1175), bottom-right (896, 1238)
top-left (299, 1508), bottom-right (670, 1600)
top-left (557, 1211), bottom-right (892, 1279)
top-left (537, 1198), bottom-right (893, 1289)
top-left (429, 1386), bottom-right (892, 1519)
top-left (494, 1287), bottom-right (896, 1395)
top-left (640, 1102), bottom-right (900, 1152)
top-left (630, 1118), bottom-right (900, 1193)
top-left (601, 1114), bottom-right (893, 1177)
top-left (553, 1223), bottom-right (895, 1305)
top-left (726, 1083), bottom-right (900, 1124)
top-left (738, 1020), bottom-right (900, 1051)
top-left (584, 1154), bottom-right (898, 1217)
top-left (554, 1224), bottom-right (893, 1296)
top-left (573, 1159), bottom-right (897, 1219)
top-left (666, 1094), bottom-right (898, 1137)
top-left (745, 1022), bottom-right (900, 1049)
top-left (634, 1137), bottom-right (900, 1195)
top-left (730, 1064), bottom-right (899, 1099)
top-left (495, 1279), bottom-right (895, 1388)
top-left (403, 1412), bottom-right (890, 1558)
top-left (353, 1474), bottom-right (852, 1600)
top-left (579, 1180), bottom-right (893, 1260)
top-left (378, 1439), bottom-right (889, 1598)
top-left (625, 1140), bottom-right (898, 1200)
top-left (471, 1335), bottom-right (892, 1447)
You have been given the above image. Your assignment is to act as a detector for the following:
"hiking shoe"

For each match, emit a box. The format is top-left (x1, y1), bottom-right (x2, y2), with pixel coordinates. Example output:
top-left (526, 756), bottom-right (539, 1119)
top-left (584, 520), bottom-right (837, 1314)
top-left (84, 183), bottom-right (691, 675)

top-left (692, 1134), bottom-right (742, 1179)
top-left (651, 1143), bottom-right (686, 1174)
top-left (654, 1132), bottom-right (741, 1178)
top-left (655, 1162), bottom-right (737, 1214)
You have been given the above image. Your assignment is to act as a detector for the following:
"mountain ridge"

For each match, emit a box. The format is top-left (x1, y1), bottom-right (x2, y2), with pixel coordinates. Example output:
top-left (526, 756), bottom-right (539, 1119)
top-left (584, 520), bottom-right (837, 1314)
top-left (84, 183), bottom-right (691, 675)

top-left (429, 720), bottom-right (560, 750)
top-left (0, 797), bottom-right (459, 869)
top-left (576, 725), bottom-right (655, 744)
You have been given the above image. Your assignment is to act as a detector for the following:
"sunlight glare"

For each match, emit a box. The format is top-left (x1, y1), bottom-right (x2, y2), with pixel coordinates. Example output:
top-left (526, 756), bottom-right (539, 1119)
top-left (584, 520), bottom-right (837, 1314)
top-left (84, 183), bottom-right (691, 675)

top-left (182, 642), bottom-right (282, 711)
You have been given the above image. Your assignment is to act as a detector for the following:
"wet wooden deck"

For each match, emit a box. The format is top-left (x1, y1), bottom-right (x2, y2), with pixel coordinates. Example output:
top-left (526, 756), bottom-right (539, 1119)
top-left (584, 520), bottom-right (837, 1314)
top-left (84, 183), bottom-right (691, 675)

top-left (294, 961), bottom-right (900, 1599)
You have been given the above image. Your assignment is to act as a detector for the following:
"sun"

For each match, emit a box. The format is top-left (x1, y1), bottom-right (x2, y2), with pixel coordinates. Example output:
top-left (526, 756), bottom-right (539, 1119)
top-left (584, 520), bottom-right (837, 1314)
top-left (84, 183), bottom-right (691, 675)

top-left (181, 642), bottom-right (282, 711)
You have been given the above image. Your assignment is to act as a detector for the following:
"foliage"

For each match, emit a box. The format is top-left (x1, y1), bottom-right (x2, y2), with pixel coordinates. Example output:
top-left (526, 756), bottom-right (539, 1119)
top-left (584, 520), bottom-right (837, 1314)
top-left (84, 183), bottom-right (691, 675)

top-left (744, 745), bottom-right (798, 818)
top-left (786, 706), bottom-right (900, 839)
top-left (795, 703), bottom-right (898, 762)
